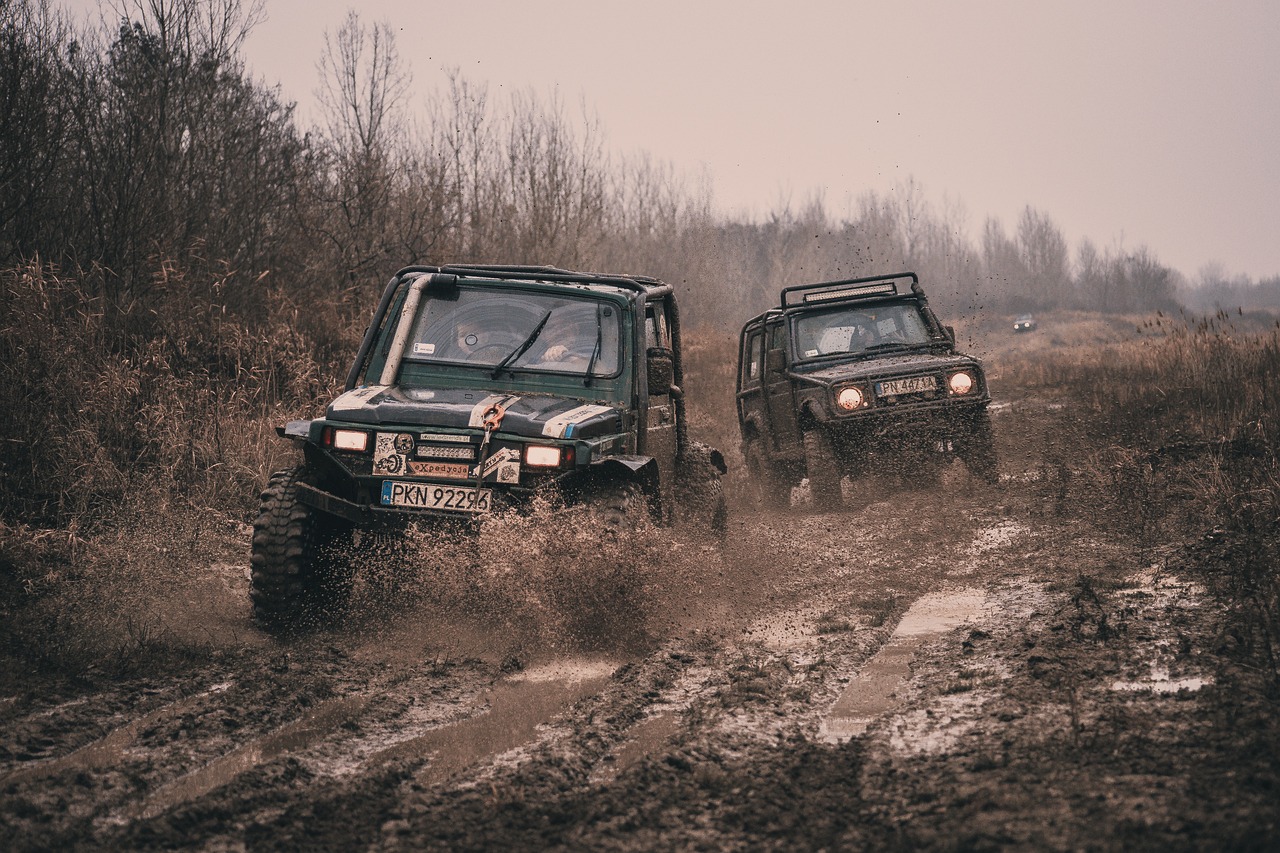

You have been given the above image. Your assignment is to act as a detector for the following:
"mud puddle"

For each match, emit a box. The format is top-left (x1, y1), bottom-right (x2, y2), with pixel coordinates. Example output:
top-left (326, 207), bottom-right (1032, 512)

top-left (126, 691), bottom-right (371, 821)
top-left (372, 658), bottom-right (618, 785)
top-left (1, 682), bottom-right (234, 787)
top-left (819, 587), bottom-right (989, 742)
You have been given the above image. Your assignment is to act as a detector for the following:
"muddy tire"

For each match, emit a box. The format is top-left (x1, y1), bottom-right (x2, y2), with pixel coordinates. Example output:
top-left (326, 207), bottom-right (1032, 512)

top-left (961, 411), bottom-right (999, 485)
top-left (250, 467), bottom-right (355, 634)
top-left (803, 429), bottom-right (843, 508)
top-left (582, 480), bottom-right (651, 533)
top-left (675, 442), bottom-right (728, 534)
top-left (743, 440), bottom-right (791, 509)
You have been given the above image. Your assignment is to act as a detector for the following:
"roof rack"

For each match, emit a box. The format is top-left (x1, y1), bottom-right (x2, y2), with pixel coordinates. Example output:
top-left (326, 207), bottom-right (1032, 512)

top-left (392, 264), bottom-right (668, 295)
top-left (780, 272), bottom-right (921, 310)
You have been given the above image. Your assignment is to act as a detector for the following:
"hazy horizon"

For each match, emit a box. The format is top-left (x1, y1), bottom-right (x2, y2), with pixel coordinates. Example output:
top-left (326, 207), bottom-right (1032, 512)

top-left (59, 0), bottom-right (1280, 282)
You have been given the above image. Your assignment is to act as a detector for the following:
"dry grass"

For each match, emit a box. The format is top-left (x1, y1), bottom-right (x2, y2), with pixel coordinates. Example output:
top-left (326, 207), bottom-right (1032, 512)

top-left (3, 271), bottom-right (1279, 682)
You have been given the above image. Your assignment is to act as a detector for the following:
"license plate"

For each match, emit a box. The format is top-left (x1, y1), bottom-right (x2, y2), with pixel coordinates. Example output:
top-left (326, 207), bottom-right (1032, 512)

top-left (877, 376), bottom-right (936, 396)
top-left (381, 480), bottom-right (491, 513)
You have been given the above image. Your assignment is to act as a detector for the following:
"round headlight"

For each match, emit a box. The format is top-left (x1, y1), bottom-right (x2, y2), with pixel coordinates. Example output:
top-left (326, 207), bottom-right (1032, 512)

top-left (948, 372), bottom-right (974, 395)
top-left (836, 386), bottom-right (864, 411)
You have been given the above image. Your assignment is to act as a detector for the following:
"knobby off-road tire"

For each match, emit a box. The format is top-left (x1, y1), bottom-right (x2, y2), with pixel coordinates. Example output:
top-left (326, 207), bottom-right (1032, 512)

top-left (803, 429), bottom-right (843, 509)
top-left (961, 411), bottom-right (999, 485)
top-left (250, 466), bottom-right (355, 634)
top-left (582, 480), bottom-right (651, 534)
top-left (743, 440), bottom-right (791, 510)
top-left (674, 442), bottom-right (728, 536)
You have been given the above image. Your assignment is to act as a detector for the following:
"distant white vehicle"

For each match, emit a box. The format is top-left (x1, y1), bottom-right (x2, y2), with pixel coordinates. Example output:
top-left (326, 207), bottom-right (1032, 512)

top-left (1013, 314), bottom-right (1038, 333)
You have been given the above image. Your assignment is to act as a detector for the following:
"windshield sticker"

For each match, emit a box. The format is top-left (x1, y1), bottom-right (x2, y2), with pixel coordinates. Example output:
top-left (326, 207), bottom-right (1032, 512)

top-left (468, 395), bottom-right (521, 428)
top-left (329, 385), bottom-right (387, 411)
top-left (542, 404), bottom-right (614, 438)
top-left (804, 349), bottom-right (819, 357)
top-left (413, 342), bottom-right (436, 355)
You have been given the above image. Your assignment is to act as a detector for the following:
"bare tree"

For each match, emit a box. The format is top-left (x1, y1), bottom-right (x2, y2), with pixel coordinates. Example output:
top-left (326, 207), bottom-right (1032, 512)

top-left (315, 10), bottom-right (408, 158)
top-left (1016, 206), bottom-right (1069, 307)
top-left (0, 0), bottom-right (72, 261)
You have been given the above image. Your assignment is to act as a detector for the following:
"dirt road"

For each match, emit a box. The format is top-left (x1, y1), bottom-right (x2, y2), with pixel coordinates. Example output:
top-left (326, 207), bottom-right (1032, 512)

top-left (2, 398), bottom-right (1277, 850)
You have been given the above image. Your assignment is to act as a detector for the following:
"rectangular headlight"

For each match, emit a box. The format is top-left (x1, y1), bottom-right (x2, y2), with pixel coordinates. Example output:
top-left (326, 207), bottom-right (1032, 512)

top-left (524, 445), bottom-right (562, 467)
top-left (333, 429), bottom-right (370, 452)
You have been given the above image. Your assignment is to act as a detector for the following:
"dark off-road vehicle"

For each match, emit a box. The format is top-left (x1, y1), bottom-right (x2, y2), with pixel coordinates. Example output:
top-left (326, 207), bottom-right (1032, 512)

top-left (252, 264), bottom-right (725, 631)
top-left (736, 272), bottom-right (996, 507)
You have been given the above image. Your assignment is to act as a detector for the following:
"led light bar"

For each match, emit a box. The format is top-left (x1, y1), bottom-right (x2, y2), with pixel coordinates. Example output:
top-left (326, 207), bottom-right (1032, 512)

top-left (802, 283), bottom-right (897, 304)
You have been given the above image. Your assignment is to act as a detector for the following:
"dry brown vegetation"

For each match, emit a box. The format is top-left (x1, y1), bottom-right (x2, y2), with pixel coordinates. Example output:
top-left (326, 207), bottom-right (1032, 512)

top-left (0, 0), bottom-right (1277, 728)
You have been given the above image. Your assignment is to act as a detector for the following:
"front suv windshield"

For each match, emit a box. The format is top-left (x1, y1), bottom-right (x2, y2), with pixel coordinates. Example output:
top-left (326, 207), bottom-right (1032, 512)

top-left (793, 302), bottom-right (930, 360)
top-left (403, 286), bottom-right (621, 378)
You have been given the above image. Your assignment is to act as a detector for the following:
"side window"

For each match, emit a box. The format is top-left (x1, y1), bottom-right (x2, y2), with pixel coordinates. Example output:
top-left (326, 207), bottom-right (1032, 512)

top-left (766, 323), bottom-right (787, 369)
top-left (742, 331), bottom-right (762, 384)
top-left (645, 304), bottom-right (669, 349)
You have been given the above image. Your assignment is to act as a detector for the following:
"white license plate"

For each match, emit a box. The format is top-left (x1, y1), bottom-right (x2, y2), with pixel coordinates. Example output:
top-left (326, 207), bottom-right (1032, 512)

top-left (381, 480), bottom-right (491, 513)
top-left (877, 376), bottom-right (936, 396)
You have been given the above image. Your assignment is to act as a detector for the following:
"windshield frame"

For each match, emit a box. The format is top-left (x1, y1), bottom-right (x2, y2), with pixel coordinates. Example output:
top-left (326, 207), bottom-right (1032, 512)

top-left (788, 299), bottom-right (936, 364)
top-left (366, 280), bottom-right (631, 390)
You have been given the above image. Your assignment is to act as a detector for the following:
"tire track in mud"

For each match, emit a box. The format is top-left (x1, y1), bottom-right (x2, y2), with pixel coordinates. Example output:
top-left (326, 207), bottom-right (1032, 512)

top-left (0, 681), bottom-right (235, 788)
top-left (4, 463), bottom-right (1050, 850)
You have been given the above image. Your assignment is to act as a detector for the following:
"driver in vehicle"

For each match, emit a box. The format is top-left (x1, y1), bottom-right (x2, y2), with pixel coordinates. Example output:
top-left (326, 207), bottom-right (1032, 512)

top-left (531, 310), bottom-right (596, 369)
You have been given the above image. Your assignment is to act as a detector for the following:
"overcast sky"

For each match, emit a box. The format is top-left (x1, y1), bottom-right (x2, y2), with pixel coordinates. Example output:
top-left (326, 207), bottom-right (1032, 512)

top-left (65, 0), bottom-right (1280, 281)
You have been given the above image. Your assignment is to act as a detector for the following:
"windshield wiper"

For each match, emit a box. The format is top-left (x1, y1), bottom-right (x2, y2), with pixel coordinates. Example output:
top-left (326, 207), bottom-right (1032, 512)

top-left (583, 303), bottom-right (603, 387)
top-left (491, 309), bottom-right (552, 379)
top-left (861, 342), bottom-right (914, 353)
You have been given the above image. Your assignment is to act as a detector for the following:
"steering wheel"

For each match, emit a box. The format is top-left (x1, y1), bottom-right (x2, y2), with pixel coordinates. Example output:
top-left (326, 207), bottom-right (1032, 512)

top-left (466, 343), bottom-right (515, 361)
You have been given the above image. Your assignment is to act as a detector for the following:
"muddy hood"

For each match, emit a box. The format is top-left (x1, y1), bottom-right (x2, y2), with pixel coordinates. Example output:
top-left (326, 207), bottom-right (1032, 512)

top-left (324, 385), bottom-right (622, 439)
top-left (796, 351), bottom-right (982, 385)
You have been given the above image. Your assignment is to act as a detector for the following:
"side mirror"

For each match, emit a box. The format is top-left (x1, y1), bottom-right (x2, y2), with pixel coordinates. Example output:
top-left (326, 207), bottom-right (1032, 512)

top-left (647, 347), bottom-right (674, 396)
top-left (765, 348), bottom-right (786, 373)
top-left (944, 325), bottom-right (956, 345)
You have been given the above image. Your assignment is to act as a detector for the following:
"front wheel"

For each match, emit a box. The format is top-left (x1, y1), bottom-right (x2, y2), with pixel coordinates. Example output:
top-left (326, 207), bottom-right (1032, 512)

top-left (250, 466), bottom-right (355, 634)
top-left (960, 411), bottom-right (999, 485)
top-left (580, 480), bottom-right (651, 534)
top-left (743, 440), bottom-right (792, 510)
top-left (803, 429), bottom-right (843, 509)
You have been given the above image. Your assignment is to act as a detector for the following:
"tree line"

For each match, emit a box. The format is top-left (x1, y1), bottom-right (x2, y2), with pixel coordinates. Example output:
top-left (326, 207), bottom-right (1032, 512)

top-left (1, 0), bottom-right (1271, 527)
top-left (3, 0), bottom-right (1223, 331)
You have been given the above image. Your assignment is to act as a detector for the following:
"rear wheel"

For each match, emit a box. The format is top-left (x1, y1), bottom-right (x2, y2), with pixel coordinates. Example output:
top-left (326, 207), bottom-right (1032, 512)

top-left (675, 442), bottom-right (728, 534)
top-left (250, 466), bottom-right (355, 634)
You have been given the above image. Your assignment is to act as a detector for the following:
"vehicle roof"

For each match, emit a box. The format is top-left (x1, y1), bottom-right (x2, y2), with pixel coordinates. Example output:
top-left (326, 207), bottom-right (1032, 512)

top-left (741, 271), bottom-right (927, 329)
top-left (394, 264), bottom-right (671, 298)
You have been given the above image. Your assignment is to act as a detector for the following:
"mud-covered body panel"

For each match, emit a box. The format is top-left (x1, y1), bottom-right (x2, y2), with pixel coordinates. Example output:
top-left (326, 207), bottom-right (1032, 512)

top-left (736, 272), bottom-right (995, 482)
top-left (269, 264), bottom-right (716, 525)
top-left (326, 386), bottom-right (624, 439)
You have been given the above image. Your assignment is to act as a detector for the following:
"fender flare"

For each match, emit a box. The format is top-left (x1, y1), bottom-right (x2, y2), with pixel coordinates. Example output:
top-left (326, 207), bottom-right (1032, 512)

top-left (589, 454), bottom-right (660, 489)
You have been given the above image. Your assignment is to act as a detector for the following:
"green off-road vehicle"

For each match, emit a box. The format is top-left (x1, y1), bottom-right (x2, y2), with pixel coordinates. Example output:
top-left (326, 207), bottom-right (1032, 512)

top-left (252, 264), bottom-right (725, 631)
top-left (736, 272), bottom-right (996, 507)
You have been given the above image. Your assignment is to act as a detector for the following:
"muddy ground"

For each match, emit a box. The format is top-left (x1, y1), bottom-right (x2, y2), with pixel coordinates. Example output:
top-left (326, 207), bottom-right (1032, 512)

top-left (2, 392), bottom-right (1279, 851)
